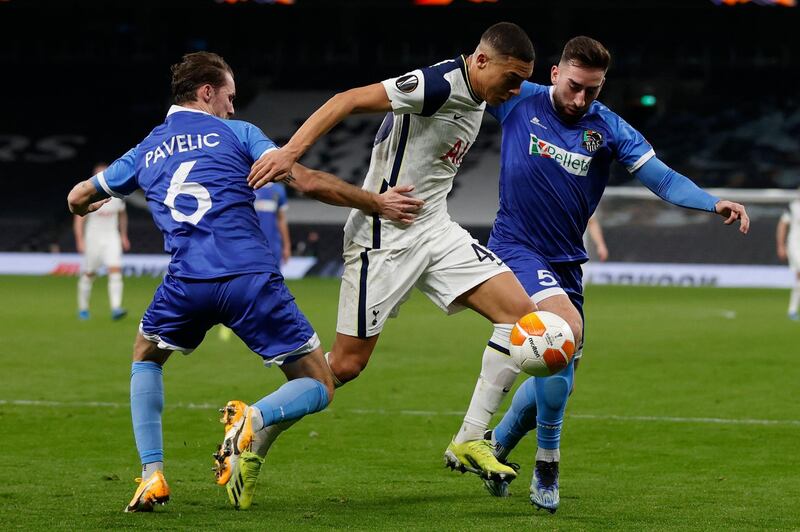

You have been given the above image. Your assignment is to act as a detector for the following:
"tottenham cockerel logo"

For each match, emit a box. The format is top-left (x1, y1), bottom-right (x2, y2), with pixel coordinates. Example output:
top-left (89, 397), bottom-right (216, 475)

top-left (581, 130), bottom-right (603, 153)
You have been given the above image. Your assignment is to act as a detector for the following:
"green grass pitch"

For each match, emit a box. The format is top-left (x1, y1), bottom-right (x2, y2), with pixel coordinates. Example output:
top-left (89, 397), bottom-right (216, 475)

top-left (0, 275), bottom-right (798, 530)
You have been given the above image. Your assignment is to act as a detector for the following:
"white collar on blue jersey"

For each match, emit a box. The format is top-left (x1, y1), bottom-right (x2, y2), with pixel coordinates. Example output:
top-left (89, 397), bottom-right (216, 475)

top-left (548, 85), bottom-right (557, 112)
top-left (166, 104), bottom-right (211, 117)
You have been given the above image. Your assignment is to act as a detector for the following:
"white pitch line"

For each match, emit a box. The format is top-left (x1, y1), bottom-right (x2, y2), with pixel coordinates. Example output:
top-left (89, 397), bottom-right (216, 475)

top-left (2, 399), bottom-right (799, 427)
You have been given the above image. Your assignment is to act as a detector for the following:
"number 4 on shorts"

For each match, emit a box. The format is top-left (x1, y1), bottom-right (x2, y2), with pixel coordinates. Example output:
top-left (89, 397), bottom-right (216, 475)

top-left (471, 243), bottom-right (503, 265)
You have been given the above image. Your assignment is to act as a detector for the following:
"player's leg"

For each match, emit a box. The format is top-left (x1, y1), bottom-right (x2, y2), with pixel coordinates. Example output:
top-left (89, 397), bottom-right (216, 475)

top-left (105, 240), bottom-right (127, 320)
top-left (126, 275), bottom-right (212, 512)
top-left (77, 271), bottom-right (94, 320)
top-left (108, 266), bottom-right (127, 320)
top-left (442, 270), bottom-right (534, 480)
top-left (789, 268), bottom-right (800, 320)
top-left (78, 245), bottom-right (101, 319)
top-left (326, 241), bottom-right (421, 385)
top-left (491, 295), bottom-right (582, 456)
top-left (125, 333), bottom-right (173, 513)
top-left (214, 272), bottom-right (336, 509)
top-left (452, 270), bottom-right (535, 443)
top-left (416, 225), bottom-right (532, 480)
top-left (490, 262), bottom-right (584, 511)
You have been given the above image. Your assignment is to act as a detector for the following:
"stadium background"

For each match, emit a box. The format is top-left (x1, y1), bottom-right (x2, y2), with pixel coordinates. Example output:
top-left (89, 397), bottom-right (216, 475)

top-left (2, 0), bottom-right (799, 279)
top-left (2, 1), bottom-right (800, 529)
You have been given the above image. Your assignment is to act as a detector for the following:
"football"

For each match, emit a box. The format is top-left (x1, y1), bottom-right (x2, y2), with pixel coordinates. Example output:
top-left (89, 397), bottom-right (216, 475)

top-left (510, 311), bottom-right (576, 377)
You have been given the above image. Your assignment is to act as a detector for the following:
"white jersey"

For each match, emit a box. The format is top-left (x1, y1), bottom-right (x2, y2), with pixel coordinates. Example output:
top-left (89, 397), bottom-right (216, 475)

top-left (85, 197), bottom-right (125, 242)
top-left (781, 199), bottom-right (800, 268)
top-left (343, 55), bottom-right (485, 250)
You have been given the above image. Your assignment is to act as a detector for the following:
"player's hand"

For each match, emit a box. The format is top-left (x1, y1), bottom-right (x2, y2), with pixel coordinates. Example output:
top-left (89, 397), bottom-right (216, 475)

top-left (282, 243), bottom-right (291, 265)
top-left (377, 184), bottom-right (424, 225)
top-left (249, 149), bottom-right (297, 190)
top-left (596, 242), bottom-right (609, 262)
top-left (778, 245), bottom-right (787, 261)
top-left (76, 241), bottom-right (85, 253)
top-left (715, 200), bottom-right (749, 234)
top-left (122, 235), bottom-right (131, 252)
top-left (73, 197), bottom-right (110, 216)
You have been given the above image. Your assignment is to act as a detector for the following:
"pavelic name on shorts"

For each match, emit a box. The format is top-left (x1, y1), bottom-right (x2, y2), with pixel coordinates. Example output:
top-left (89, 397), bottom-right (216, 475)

top-left (528, 133), bottom-right (592, 177)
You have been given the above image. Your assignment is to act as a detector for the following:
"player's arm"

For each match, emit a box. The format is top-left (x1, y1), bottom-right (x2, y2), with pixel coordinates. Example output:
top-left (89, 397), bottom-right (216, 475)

top-left (276, 208), bottom-right (291, 264)
top-left (68, 148), bottom-right (138, 216)
top-left (249, 84), bottom-right (391, 188)
top-left (118, 207), bottom-right (131, 252)
top-left (73, 214), bottom-right (87, 253)
top-left (586, 216), bottom-right (609, 262)
top-left (777, 216), bottom-right (789, 261)
top-left (633, 157), bottom-right (749, 234)
top-left (287, 163), bottom-right (424, 225)
top-left (68, 179), bottom-right (110, 216)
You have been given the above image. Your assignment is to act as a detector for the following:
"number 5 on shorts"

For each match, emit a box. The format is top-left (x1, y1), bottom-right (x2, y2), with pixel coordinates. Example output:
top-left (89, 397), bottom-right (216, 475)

top-left (537, 269), bottom-right (558, 287)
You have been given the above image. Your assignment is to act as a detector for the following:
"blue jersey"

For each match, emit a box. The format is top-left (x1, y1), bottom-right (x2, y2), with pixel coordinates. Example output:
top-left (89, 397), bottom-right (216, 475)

top-left (93, 106), bottom-right (279, 279)
top-left (488, 82), bottom-right (654, 262)
top-left (254, 182), bottom-right (288, 259)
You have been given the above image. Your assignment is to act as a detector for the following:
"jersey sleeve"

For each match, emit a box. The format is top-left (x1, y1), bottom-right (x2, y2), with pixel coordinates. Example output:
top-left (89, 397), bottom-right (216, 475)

top-left (382, 65), bottom-right (452, 117)
top-left (225, 120), bottom-right (279, 162)
top-left (92, 147), bottom-right (138, 198)
top-left (598, 109), bottom-right (655, 172)
top-left (488, 81), bottom-right (540, 123)
top-left (781, 210), bottom-right (791, 224)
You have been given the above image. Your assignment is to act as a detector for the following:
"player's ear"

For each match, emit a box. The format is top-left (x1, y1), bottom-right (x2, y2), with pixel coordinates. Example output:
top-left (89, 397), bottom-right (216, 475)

top-left (199, 83), bottom-right (214, 103)
top-left (550, 65), bottom-right (559, 85)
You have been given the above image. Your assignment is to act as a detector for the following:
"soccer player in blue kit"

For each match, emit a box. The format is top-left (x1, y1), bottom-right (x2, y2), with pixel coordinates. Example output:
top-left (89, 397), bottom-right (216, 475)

top-left (254, 182), bottom-right (291, 265)
top-left (454, 36), bottom-right (750, 512)
top-left (67, 52), bottom-right (423, 512)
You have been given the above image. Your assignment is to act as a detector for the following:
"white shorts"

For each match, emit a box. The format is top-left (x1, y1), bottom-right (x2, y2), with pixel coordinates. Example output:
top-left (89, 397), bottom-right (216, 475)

top-left (336, 221), bottom-right (511, 338)
top-left (83, 238), bottom-right (122, 273)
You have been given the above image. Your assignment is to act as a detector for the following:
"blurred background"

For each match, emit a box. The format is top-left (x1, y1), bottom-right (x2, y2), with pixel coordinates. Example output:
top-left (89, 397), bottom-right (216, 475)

top-left (2, 0), bottom-right (798, 284)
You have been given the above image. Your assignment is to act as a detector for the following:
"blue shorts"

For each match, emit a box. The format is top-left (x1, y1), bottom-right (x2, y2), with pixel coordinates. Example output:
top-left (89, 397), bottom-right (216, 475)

top-left (139, 272), bottom-right (318, 365)
top-left (489, 243), bottom-right (584, 319)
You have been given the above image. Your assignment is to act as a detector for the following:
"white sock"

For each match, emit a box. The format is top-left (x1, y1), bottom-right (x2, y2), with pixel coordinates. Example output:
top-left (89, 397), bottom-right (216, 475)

top-left (789, 280), bottom-right (800, 315)
top-left (324, 352), bottom-right (344, 388)
top-left (142, 461), bottom-right (163, 479)
top-left (252, 419), bottom-right (298, 459)
top-left (78, 273), bottom-right (93, 311)
top-left (109, 272), bottom-right (123, 310)
top-left (536, 447), bottom-right (560, 463)
top-left (454, 324), bottom-right (520, 444)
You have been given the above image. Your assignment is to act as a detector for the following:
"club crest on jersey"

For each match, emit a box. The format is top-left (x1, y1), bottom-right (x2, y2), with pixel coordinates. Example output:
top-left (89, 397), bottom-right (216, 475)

top-left (529, 134), bottom-right (592, 177)
top-left (581, 130), bottom-right (603, 153)
top-left (395, 74), bottom-right (419, 93)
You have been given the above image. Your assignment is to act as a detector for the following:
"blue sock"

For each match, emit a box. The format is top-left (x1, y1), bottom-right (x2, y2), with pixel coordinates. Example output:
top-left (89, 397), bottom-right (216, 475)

top-left (130, 361), bottom-right (164, 465)
top-left (494, 376), bottom-right (538, 453)
top-left (253, 377), bottom-right (329, 427)
top-left (535, 358), bottom-right (575, 451)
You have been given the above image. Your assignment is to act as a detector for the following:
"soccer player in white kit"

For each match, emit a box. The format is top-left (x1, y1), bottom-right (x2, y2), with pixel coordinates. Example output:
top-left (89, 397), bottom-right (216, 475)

top-left (249, 22), bottom-right (539, 482)
top-left (73, 162), bottom-right (130, 320)
top-left (776, 191), bottom-right (800, 320)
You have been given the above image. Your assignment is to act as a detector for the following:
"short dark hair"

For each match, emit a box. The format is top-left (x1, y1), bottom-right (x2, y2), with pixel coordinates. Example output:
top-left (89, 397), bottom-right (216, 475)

top-left (480, 22), bottom-right (535, 63)
top-left (170, 51), bottom-right (233, 105)
top-left (560, 36), bottom-right (610, 71)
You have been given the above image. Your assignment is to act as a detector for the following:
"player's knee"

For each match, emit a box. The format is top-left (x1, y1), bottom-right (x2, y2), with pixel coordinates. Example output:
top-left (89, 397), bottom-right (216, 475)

top-left (565, 315), bottom-right (583, 347)
top-left (132, 334), bottom-right (169, 365)
top-left (331, 354), bottom-right (368, 384)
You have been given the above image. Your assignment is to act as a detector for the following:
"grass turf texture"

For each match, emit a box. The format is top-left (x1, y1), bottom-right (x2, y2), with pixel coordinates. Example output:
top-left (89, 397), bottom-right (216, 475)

top-left (0, 275), bottom-right (798, 530)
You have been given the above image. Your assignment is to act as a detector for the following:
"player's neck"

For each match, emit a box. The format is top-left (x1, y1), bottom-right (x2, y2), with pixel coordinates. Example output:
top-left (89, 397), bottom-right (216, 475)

top-left (182, 101), bottom-right (213, 115)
